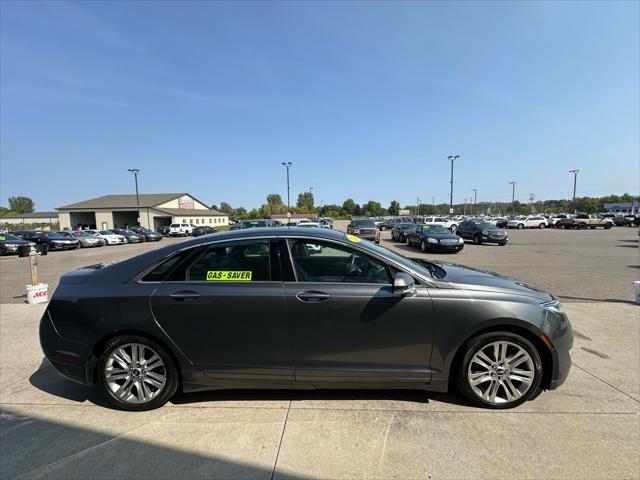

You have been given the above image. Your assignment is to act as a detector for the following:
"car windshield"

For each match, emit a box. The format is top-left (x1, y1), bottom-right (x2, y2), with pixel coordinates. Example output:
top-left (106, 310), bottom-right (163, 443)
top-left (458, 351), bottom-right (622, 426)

top-left (170, 224), bottom-right (180, 228)
top-left (399, 223), bottom-right (414, 230)
top-left (99, 230), bottom-right (112, 235)
top-left (0, 234), bottom-right (20, 241)
top-left (473, 221), bottom-right (495, 229)
top-left (41, 232), bottom-right (67, 239)
top-left (353, 220), bottom-right (375, 227)
top-left (423, 225), bottom-right (450, 234)
top-left (242, 220), bottom-right (268, 228)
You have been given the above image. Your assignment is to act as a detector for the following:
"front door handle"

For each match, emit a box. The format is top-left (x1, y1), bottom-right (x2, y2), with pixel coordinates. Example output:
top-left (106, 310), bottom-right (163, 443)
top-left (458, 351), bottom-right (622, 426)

top-left (170, 291), bottom-right (201, 301)
top-left (296, 291), bottom-right (331, 303)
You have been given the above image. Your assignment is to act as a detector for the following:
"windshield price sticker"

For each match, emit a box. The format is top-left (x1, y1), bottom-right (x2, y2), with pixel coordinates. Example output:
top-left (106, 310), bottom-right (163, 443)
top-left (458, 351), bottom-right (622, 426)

top-left (347, 234), bottom-right (362, 243)
top-left (206, 271), bottom-right (252, 281)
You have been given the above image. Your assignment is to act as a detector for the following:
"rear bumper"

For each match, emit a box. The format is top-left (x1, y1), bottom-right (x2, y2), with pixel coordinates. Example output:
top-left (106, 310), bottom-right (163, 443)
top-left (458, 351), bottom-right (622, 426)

top-left (429, 243), bottom-right (463, 252)
top-left (39, 309), bottom-right (92, 385)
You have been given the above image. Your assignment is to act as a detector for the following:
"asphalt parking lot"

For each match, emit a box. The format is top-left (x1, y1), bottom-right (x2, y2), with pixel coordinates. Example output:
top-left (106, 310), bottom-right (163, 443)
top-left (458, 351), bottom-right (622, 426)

top-left (1, 225), bottom-right (639, 479)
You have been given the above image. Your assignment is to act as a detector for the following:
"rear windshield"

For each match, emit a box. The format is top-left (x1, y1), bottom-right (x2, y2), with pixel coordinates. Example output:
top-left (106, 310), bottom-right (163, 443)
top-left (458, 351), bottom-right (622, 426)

top-left (353, 220), bottom-right (375, 227)
top-left (170, 224), bottom-right (180, 227)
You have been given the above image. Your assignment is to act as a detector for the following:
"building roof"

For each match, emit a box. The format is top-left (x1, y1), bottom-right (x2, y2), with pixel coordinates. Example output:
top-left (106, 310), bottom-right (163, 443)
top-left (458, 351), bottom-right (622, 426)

top-left (58, 193), bottom-right (191, 210)
top-left (154, 208), bottom-right (226, 217)
top-left (3, 211), bottom-right (59, 218)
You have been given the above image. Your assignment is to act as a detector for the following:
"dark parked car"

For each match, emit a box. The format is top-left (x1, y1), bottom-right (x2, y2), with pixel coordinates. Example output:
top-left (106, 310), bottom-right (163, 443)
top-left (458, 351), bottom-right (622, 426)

top-left (130, 227), bottom-right (163, 241)
top-left (14, 230), bottom-right (80, 251)
top-left (111, 229), bottom-right (145, 243)
top-left (0, 233), bottom-right (34, 255)
top-left (192, 226), bottom-right (217, 237)
top-left (456, 220), bottom-right (509, 245)
top-left (613, 215), bottom-right (637, 227)
top-left (390, 223), bottom-right (416, 242)
top-left (494, 217), bottom-right (508, 228)
top-left (407, 224), bottom-right (465, 253)
top-left (40, 227), bottom-right (572, 411)
top-left (379, 218), bottom-right (401, 231)
top-left (156, 226), bottom-right (171, 236)
top-left (346, 219), bottom-right (377, 241)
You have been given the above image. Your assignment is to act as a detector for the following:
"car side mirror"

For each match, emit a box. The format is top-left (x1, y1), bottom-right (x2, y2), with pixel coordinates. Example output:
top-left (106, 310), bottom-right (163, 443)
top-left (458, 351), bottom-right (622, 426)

top-left (393, 272), bottom-right (416, 297)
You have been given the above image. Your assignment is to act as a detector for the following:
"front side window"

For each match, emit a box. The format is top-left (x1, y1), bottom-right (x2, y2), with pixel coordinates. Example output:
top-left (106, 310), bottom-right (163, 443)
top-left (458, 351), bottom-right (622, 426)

top-left (287, 239), bottom-right (390, 284)
top-left (186, 240), bottom-right (271, 281)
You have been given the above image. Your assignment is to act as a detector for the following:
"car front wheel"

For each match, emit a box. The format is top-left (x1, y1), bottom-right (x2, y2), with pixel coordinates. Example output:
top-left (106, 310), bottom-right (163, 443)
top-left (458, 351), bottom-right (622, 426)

top-left (98, 335), bottom-right (178, 411)
top-left (420, 240), bottom-right (427, 252)
top-left (456, 332), bottom-right (542, 409)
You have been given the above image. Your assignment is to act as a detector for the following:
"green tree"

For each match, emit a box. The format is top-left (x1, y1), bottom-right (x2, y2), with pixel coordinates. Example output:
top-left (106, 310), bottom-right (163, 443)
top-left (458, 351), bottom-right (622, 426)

top-left (234, 207), bottom-right (247, 218)
top-left (388, 200), bottom-right (400, 216)
top-left (362, 200), bottom-right (382, 217)
top-left (247, 208), bottom-right (260, 219)
top-left (8, 196), bottom-right (34, 213)
top-left (297, 192), bottom-right (314, 210)
top-left (218, 202), bottom-right (234, 214)
top-left (266, 194), bottom-right (283, 205)
top-left (342, 198), bottom-right (357, 216)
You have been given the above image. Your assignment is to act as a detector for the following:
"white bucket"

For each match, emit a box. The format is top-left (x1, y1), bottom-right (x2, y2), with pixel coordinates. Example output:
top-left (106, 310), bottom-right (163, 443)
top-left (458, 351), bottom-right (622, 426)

top-left (26, 283), bottom-right (48, 305)
top-left (634, 281), bottom-right (640, 305)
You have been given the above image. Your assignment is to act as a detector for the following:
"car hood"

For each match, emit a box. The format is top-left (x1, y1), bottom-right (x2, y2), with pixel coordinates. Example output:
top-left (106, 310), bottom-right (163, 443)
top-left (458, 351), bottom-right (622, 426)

top-left (436, 262), bottom-right (553, 301)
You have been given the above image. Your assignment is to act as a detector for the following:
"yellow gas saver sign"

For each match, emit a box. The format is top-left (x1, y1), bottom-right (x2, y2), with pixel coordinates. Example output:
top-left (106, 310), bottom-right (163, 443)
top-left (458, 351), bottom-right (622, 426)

top-left (206, 271), bottom-right (253, 281)
top-left (347, 234), bottom-right (362, 243)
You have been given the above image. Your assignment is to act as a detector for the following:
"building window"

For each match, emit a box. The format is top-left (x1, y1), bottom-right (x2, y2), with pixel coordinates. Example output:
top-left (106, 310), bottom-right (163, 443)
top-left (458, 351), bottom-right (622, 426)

top-left (196, 219), bottom-right (199, 224)
top-left (209, 218), bottom-right (212, 224)
top-left (183, 219), bottom-right (186, 223)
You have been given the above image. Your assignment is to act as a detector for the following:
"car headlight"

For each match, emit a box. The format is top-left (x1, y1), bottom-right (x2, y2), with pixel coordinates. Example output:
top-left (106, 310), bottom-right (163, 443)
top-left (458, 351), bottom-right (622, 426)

top-left (458, 237), bottom-right (464, 243)
top-left (482, 230), bottom-right (489, 235)
top-left (427, 237), bottom-right (439, 244)
top-left (541, 299), bottom-right (562, 313)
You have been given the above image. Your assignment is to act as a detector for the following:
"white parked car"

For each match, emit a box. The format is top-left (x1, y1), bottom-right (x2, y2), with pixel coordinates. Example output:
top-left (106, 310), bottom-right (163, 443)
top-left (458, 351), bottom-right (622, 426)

top-left (549, 214), bottom-right (571, 227)
top-left (169, 223), bottom-right (194, 236)
top-left (507, 216), bottom-right (548, 229)
top-left (85, 229), bottom-right (127, 245)
top-left (297, 221), bottom-right (330, 229)
top-left (422, 216), bottom-right (461, 231)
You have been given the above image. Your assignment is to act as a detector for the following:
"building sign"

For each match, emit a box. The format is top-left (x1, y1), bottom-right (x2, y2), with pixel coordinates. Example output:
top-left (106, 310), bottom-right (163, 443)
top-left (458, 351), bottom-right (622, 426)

top-left (178, 195), bottom-right (194, 209)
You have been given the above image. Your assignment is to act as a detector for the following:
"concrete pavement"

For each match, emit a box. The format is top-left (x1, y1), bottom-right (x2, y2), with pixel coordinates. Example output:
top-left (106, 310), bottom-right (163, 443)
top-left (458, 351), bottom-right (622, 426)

top-left (1, 301), bottom-right (638, 479)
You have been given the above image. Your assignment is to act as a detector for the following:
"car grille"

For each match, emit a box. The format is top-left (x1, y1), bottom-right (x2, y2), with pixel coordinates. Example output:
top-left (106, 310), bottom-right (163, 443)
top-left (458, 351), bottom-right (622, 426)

top-left (440, 238), bottom-right (459, 244)
top-left (490, 232), bottom-right (505, 238)
top-left (359, 228), bottom-right (376, 235)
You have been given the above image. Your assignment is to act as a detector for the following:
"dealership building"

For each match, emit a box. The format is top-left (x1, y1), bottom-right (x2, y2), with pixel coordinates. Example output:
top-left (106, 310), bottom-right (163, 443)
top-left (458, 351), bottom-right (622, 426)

top-left (57, 193), bottom-right (228, 230)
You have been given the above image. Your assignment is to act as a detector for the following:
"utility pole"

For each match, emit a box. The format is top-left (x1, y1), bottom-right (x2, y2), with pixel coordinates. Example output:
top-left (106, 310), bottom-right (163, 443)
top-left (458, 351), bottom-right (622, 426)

top-left (509, 181), bottom-right (517, 214)
top-left (463, 198), bottom-right (467, 216)
top-left (281, 162), bottom-right (292, 222)
top-left (472, 189), bottom-right (477, 215)
top-left (448, 155), bottom-right (459, 219)
top-left (569, 170), bottom-right (579, 214)
top-left (127, 168), bottom-right (140, 226)
top-left (529, 193), bottom-right (535, 213)
top-left (417, 197), bottom-right (420, 216)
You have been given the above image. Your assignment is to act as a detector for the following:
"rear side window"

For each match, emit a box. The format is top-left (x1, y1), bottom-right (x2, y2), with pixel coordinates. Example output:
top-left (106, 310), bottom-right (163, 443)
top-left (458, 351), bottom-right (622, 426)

top-left (142, 250), bottom-right (194, 282)
top-left (186, 240), bottom-right (271, 282)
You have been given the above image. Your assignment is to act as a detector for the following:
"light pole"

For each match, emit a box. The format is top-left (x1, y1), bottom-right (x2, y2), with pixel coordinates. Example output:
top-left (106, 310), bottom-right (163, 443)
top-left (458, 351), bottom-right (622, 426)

top-left (569, 170), bottom-right (579, 214)
top-left (448, 155), bottom-right (459, 219)
top-left (509, 181), bottom-right (517, 214)
top-left (127, 168), bottom-right (140, 226)
top-left (417, 197), bottom-right (420, 216)
top-left (281, 162), bottom-right (292, 221)
top-left (472, 189), bottom-right (477, 215)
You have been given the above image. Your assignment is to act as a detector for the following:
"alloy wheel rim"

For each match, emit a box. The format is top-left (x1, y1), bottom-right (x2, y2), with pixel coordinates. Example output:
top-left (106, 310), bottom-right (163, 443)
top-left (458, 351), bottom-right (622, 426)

top-left (105, 343), bottom-right (166, 404)
top-left (467, 341), bottom-right (535, 404)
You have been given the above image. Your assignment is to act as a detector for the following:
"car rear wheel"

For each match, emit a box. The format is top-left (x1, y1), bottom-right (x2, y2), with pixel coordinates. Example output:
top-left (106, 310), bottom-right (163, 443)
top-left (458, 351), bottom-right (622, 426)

top-left (517, 224), bottom-right (524, 229)
top-left (473, 234), bottom-right (481, 245)
top-left (406, 236), bottom-right (411, 246)
top-left (578, 223), bottom-right (587, 230)
top-left (539, 223), bottom-right (545, 229)
top-left (98, 335), bottom-right (178, 411)
top-left (456, 332), bottom-right (542, 409)
top-left (420, 240), bottom-right (426, 252)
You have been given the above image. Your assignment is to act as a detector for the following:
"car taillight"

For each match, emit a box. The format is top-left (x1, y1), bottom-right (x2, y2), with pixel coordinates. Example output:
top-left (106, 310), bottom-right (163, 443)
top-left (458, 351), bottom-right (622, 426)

top-left (353, 229), bottom-right (360, 234)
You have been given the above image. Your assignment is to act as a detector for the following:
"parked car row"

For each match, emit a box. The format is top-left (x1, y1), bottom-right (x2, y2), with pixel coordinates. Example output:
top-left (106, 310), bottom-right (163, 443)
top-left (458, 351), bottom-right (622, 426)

top-left (1, 227), bottom-right (170, 256)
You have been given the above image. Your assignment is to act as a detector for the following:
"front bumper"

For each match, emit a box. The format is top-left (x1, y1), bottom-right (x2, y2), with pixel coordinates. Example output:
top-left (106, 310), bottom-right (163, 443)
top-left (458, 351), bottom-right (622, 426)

top-left (543, 307), bottom-right (574, 390)
top-left (428, 243), bottom-right (464, 252)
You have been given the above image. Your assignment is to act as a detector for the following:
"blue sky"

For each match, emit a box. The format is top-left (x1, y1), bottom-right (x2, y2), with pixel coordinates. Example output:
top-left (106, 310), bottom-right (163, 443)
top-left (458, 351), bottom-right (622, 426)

top-left (1, 1), bottom-right (638, 211)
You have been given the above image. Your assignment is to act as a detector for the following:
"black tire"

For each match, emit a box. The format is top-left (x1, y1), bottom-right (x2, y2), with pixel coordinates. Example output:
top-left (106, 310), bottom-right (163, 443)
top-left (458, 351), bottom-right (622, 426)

top-left (420, 240), bottom-right (426, 252)
top-left (406, 236), bottom-right (411, 247)
top-left (604, 223), bottom-right (612, 229)
top-left (517, 223), bottom-right (524, 229)
top-left (456, 331), bottom-right (543, 409)
top-left (98, 335), bottom-right (179, 411)
top-left (473, 234), bottom-right (481, 245)
top-left (578, 223), bottom-right (587, 230)
top-left (538, 223), bottom-right (545, 229)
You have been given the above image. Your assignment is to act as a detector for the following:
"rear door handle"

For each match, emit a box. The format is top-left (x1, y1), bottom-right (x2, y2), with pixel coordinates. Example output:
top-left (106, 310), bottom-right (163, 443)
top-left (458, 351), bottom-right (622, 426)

top-left (170, 291), bottom-right (201, 301)
top-left (296, 291), bottom-right (331, 303)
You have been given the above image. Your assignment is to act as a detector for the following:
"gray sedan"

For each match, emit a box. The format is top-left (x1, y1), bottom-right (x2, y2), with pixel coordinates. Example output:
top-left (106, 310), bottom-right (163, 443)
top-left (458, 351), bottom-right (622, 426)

top-left (40, 228), bottom-right (572, 411)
